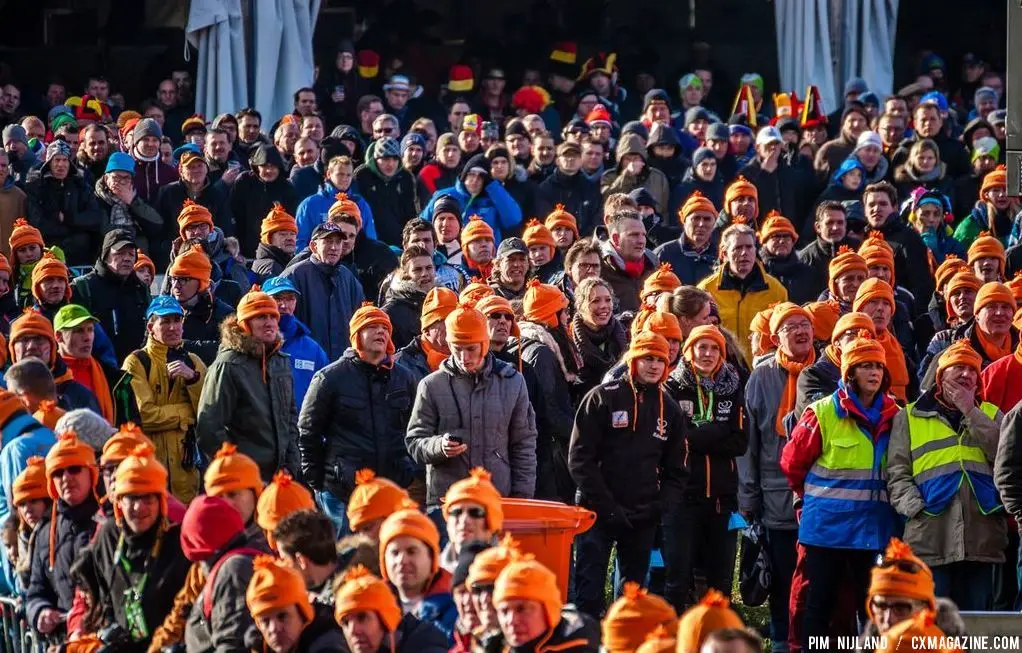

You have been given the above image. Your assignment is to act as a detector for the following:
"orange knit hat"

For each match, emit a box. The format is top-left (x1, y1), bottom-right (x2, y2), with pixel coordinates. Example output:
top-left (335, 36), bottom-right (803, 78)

top-left (9, 309), bottom-right (57, 366)
top-left (133, 250), bottom-right (155, 276)
top-left (327, 193), bottom-right (363, 230)
top-left (867, 538), bottom-right (936, 615)
top-left (676, 590), bottom-right (744, 653)
top-left (0, 389), bottom-right (24, 432)
top-left (635, 624), bottom-right (676, 653)
top-left (724, 176), bottom-right (758, 211)
top-left (641, 263), bottom-right (681, 300)
top-left (981, 164), bottom-right (1007, 198)
top-left (853, 277), bottom-right (896, 313)
top-left (100, 422), bottom-right (155, 466)
top-left (237, 285), bottom-right (281, 331)
top-left (522, 219), bottom-right (556, 251)
top-left (13, 456), bottom-right (49, 506)
top-left (682, 325), bottom-right (727, 373)
top-left (246, 555), bottom-right (314, 622)
top-left (859, 232), bottom-right (897, 284)
top-left (832, 312), bottom-right (876, 341)
top-left (113, 443), bottom-right (168, 522)
top-left (467, 533), bottom-right (521, 588)
top-left (334, 565), bottom-right (403, 633)
top-left (840, 331), bottom-right (888, 380)
top-left (936, 338), bottom-right (984, 392)
top-left (476, 294), bottom-right (521, 334)
top-left (168, 245), bottom-right (213, 291)
top-left (45, 431), bottom-right (98, 500)
top-left (421, 287), bottom-right (459, 331)
top-left (31, 252), bottom-right (71, 303)
top-left (176, 199), bottom-right (215, 239)
top-left (749, 306), bottom-right (774, 347)
top-left (523, 278), bottom-right (568, 328)
top-left (967, 231), bottom-right (1006, 273)
top-left (945, 271), bottom-right (983, 319)
top-left (934, 255), bottom-right (969, 291)
top-left (460, 215), bottom-right (495, 250)
top-left (678, 191), bottom-right (717, 224)
top-left (642, 311), bottom-right (683, 343)
top-left (204, 443), bottom-right (264, 498)
top-left (0, 253), bottom-right (11, 277)
top-left (32, 399), bottom-right (65, 431)
top-left (442, 467), bottom-right (504, 531)
top-left (346, 469), bottom-right (413, 533)
top-left (626, 331), bottom-right (671, 384)
top-left (828, 246), bottom-right (869, 297)
top-left (256, 470), bottom-right (315, 546)
top-left (757, 211), bottom-right (798, 244)
top-left (349, 302), bottom-right (395, 357)
top-left (379, 508), bottom-right (441, 579)
top-left (769, 302), bottom-right (813, 336)
top-left (9, 218), bottom-right (44, 252)
top-left (805, 300), bottom-right (842, 342)
top-left (544, 204), bottom-right (579, 238)
top-left (974, 281), bottom-right (1017, 314)
top-left (460, 278), bottom-right (495, 303)
top-left (445, 298), bottom-right (490, 350)
top-left (601, 582), bottom-right (678, 652)
top-left (260, 203), bottom-right (298, 244)
top-left (493, 556), bottom-right (563, 631)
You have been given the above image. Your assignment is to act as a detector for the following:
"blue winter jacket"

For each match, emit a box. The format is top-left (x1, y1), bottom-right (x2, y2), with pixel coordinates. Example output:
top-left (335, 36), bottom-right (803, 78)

top-left (280, 256), bottom-right (365, 361)
top-left (420, 179), bottom-right (523, 243)
top-left (295, 182), bottom-right (376, 250)
top-left (279, 313), bottom-right (329, 411)
top-left (0, 413), bottom-right (56, 593)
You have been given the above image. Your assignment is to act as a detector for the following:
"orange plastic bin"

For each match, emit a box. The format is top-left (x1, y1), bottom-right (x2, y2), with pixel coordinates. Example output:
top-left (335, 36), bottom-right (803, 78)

top-left (500, 498), bottom-right (596, 600)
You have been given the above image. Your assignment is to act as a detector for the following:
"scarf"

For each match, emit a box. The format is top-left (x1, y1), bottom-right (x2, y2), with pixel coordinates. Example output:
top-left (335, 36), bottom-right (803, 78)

top-left (93, 179), bottom-right (134, 231)
top-left (420, 337), bottom-right (448, 372)
top-left (976, 327), bottom-right (1011, 362)
top-left (775, 347), bottom-right (816, 436)
top-left (824, 344), bottom-right (841, 368)
top-left (876, 330), bottom-right (908, 403)
top-left (1013, 340), bottom-right (1022, 367)
top-left (623, 259), bottom-right (646, 279)
top-left (570, 312), bottom-right (627, 371)
top-left (63, 356), bottom-right (114, 423)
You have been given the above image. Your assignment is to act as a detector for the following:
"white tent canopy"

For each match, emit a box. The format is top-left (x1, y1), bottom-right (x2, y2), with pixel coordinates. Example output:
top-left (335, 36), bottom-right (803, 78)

top-left (187, 0), bottom-right (320, 124)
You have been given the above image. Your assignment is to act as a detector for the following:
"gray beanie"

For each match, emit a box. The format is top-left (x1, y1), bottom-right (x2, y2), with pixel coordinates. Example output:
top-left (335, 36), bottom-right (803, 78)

top-left (55, 409), bottom-right (117, 452)
top-left (374, 137), bottom-right (401, 159)
top-left (2, 124), bottom-right (27, 148)
top-left (706, 122), bottom-right (730, 141)
top-left (133, 117), bottom-right (163, 143)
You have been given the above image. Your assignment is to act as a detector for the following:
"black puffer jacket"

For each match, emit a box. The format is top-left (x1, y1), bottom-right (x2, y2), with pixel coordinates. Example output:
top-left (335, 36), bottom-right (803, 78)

top-left (25, 496), bottom-right (100, 630)
top-left (665, 362), bottom-right (748, 501)
top-left (516, 322), bottom-right (579, 453)
top-left (381, 277), bottom-right (425, 351)
top-left (394, 336), bottom-right (431, 383)
top-left (24, 166), bottom-right (104, 266)
top-left (535, 169), bottom-right (602, 237)
top-left (794, 352), bottom-right (841, 422)
top-left (796, 235), bottom-right (861, 285)
top-left (298, 348), bottom-right (417, 499)
top-left (182, 290), bottom-right (236, 365)
top-left (155, 179), bottom-right (234, 267)
top-left (345, 231), bottom-right (400, 303)
top-left (251, 242), bottom-right (293, 279)
top-left (762, 249), bottom-right (822, 305)
top-left (229, 147), bottom-right (299, 258)
top-left (353, 146), bottom-right (418, 247)
top-left (866, 216), bottom-right (933, 317)
top-left (70, 229), bottom-right (152, 362)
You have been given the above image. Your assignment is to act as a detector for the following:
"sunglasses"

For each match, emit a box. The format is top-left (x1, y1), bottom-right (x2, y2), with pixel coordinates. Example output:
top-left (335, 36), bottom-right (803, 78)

top-left (449, 506), bottom-right (486, 520)
top-left (489, 312), bottom-right (514, 321)
top-left (53, 465), bottom-right (84, 479)
top-left (470, 583), bottom-right (494, 596)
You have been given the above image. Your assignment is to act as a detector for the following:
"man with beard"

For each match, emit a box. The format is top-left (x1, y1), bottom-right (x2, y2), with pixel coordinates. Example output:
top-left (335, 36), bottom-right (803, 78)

top-left (76, 124), bottom-right (110, 184)
top-left (167, 245), bottom-right (234, 365)
top-left (252, 204), bottom-right (298, 278)
top-left (488, 238), bottom-right (529, 301)
top-left (798, 202), bottom-right (860, 290)
top-left (382, 245), bottom-right (436, 350)
top-left (759, 213), bottom-right (818, 304)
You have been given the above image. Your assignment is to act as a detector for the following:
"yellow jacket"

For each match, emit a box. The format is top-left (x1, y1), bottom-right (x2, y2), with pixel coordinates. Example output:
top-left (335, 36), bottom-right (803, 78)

top-left (121, 340), bottom-right (207, 440)
top-left (698, 262), bottom-right (787, 364)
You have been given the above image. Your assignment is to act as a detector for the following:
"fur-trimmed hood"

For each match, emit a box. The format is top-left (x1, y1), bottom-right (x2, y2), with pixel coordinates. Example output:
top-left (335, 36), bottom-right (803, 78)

top-left (219, 313), bottom-right (284, 358)
top-left (518, 320), bottom-right (582, 383)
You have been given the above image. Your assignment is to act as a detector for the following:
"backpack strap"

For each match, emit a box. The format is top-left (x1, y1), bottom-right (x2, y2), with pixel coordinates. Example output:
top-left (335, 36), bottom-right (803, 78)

top-left (131, 349), bottom-right (152, 379)
top-left (202, 546), bottom-right (264, 621)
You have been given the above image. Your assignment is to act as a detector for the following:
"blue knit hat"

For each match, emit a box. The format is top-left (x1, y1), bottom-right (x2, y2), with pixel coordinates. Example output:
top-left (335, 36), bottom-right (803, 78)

top-left (400, 132), bottom-right (426, 156)
top-left (105, 152), bottom-right (136, 176)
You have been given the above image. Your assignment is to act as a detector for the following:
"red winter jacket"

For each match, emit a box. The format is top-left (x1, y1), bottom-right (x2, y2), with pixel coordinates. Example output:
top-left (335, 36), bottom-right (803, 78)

top-left (981, 353), bottom-right (1022, 413)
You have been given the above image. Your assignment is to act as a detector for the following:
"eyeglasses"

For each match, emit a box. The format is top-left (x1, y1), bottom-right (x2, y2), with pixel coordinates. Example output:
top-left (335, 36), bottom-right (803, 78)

top-left (470, 583), bottom-right (494, 596)
top-left (101, 464), bottom-right (120, 477)
top-left (778, 320), bottom-right (812, 334)
top-left (575, 263), bottom-right (600, 272)
top-left (449, 506), bottom-right (486, 520)
top-left (169, 276), bottom-right (196, 285)
top-left (53, 465), bottom-right (84, 479)
top-left (489, 312), bottom-right (514, 321)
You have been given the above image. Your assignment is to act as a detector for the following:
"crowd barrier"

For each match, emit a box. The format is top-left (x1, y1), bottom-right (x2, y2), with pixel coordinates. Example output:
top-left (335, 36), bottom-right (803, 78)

top-left (0, 596), bottom-right (40, 653)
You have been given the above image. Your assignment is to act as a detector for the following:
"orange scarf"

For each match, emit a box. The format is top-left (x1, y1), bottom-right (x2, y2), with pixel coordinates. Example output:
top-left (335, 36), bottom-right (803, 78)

top-left (62, 356), bottom-right (114, 424)
top-left (876, 330), bottom-right (908, 403)
top-left (1013, 340), bottom-right (1022, 367)
top-left (977, 328), bottom-right (1012, 362)
top-left (774, 348), bottom-right (815, 436)
top-left (824, 344), bottom-right (840, 368)
top-left (421, 337), bottom-right (448, 372)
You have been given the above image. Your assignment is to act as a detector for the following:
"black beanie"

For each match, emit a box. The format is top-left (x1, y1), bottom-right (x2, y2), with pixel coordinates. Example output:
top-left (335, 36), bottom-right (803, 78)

top-left (432, 194), bottom-right (463, 220)
top-left (452, 540), bottom-right (492, 588)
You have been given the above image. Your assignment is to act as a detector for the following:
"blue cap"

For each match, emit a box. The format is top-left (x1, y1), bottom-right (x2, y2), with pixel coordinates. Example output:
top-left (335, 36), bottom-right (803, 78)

top-left (146, 295), bottom-right (184, 319)
top-left (105, 151), bottom-right (136, 176)
top-left (262, 276), bottom-right (301, 297)
top-left (172, 142), bottom-right (202, 163)
top-left (919, 91), bottom-right (948, 113)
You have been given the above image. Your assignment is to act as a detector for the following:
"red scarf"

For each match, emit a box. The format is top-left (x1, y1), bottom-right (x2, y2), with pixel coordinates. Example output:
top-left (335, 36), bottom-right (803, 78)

top-left (623, 259), bottom-right (646, 279)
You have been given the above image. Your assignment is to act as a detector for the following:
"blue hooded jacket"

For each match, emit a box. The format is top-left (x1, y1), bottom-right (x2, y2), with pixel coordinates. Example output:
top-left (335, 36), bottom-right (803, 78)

top-left (420, 178), bottom-right (523, 243)
top-left (830, 158), bottom-right (866, 192)
top-left (278, 313), bottom-right (329, 411)
top-left (295, 182), bottom-right (376, 250)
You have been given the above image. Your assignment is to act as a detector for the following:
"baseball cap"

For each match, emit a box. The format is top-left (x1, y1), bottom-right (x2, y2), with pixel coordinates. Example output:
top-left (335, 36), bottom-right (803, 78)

top-left (53, 304), bottom-right (99, 331)
top-left (496, 237), bottom-right (528, 258)
top-left (146, 295), bottom-right (185, 320)
top-left (755, 126), bottom-right (782, 146)
top-left (262, 276), bottom-right (302, 297)
top-left (312, 222), bottom-right (345, 241)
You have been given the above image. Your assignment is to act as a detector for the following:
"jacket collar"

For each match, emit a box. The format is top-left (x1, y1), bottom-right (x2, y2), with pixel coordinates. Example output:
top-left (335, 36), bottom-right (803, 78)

top-left (717, 261), bottom-right (768, 293)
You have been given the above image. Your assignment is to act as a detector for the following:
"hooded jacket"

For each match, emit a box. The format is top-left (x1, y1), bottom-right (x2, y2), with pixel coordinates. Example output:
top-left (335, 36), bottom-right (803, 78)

top-left (600, 133), bottom-right (671, 215)
top-left (229, 146), bottom-right (299, 258)
top-left (535, 169), bottom-right (602, 238)
top-left (891, 130), bottom-right (971, 179)
top-left (645, 124), bottom-right (690, 188)
top-left (420, 157), bottom-right (523, 244)
top-left (195, 315), bottom-right (301, 481)
top-left (406, 354), bottom-right (538, 507)
top-left (277, 312), bottom-right (328, 411)
top-left (893, 161), bottom-right (955, 210)
top-left (24, 161), bottom-right (104, 266)
top-left (417, 161), bottom-right (461, 207)
top-left (132, 157), bottom-right (179, 208)
top-left (280, 251), bottom-right (366, 360)
top-left (353, 142), bottom-right (418, 247)
top-left (298, 347), bottom-right (417, 499)
top-left (381, 277), bottom-right (425, 350)
top-left (294, 182), bottom-right (376, 250)
top-left (70, 233), bottom-right (152, 362)
top-left (251, 242), bottom-right (294, 279)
